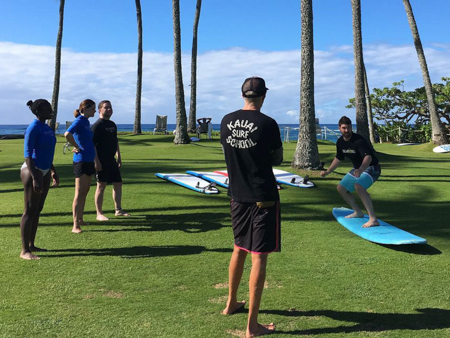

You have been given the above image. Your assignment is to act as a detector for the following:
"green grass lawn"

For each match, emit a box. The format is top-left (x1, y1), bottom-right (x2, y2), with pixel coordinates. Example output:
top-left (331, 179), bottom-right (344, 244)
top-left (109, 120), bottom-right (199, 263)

top-left (1, 134), bottom-right (450, 337)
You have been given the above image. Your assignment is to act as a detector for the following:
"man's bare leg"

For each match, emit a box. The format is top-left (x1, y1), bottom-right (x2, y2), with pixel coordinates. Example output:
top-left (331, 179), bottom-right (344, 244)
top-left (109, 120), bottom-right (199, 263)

top-left (223, 246), bottom-right (247, 315)
top-left (355, 184), bottom-right (379, 228)
top-left (95, 182), bottom-right (109, 221)
top-left (337, 184), bottom-right (364, 218)
top-left (113, 182), bottom-right (130, 216)
top-left (246, 253), bottom-right (275, 338)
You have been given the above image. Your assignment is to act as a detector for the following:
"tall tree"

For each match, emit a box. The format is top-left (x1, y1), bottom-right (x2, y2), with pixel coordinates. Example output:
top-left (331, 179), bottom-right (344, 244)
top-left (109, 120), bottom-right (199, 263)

top-left (351, 0), bottom-right (370, 142)
top-left (188, 0), bottom-right (202, 133)
top-left (172, 0), bottom-right (190, 144)
top-left (403, 0), bottom-right (448, 144)
top-left (133, 0), bottom-right (143, 134)
top-left (292, 0), bottom-right (320, 170)
top-left (363, 64), bottom-right (376, 143)
top-left (49, 0), bottom-right (65, 132)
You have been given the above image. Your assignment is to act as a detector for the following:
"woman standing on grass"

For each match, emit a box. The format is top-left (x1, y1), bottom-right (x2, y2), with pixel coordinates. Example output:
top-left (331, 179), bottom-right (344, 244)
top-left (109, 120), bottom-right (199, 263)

top-left (64, 99), bottom-right (101, 233)
top-left (20, 99), bottom-right (59, 260)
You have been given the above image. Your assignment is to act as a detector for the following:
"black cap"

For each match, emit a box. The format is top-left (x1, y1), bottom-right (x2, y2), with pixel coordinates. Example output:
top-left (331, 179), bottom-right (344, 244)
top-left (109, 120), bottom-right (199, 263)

top-left (241, 77), bottom-right (268, 98)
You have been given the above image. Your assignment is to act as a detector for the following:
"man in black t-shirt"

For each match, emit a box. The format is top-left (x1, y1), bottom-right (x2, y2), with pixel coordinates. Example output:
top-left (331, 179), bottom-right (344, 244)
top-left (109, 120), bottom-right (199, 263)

top-left (320, 116), bottom-right (381, 227)
top-left (220, 77), bottom-right (282, 337)
top-left (92, 100), bottom-right (130, 221)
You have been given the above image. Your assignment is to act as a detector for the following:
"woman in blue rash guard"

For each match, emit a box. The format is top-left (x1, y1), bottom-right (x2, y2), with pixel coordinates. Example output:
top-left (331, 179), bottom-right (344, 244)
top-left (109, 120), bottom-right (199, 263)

top-left (64, 99), bottom-right (101, 233)
top-left (20, 99), bottom-right (59, 260)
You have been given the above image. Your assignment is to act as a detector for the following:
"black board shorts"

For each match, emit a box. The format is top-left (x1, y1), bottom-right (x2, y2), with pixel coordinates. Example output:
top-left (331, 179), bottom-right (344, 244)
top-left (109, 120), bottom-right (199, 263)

top-left (96, 159), bottom-right (122, 184)
top-left (230, 200), bottom-right (281, 254)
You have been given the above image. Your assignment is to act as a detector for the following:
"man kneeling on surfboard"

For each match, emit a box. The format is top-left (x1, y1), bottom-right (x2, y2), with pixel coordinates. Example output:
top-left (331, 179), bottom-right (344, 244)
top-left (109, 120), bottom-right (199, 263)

top-left (320, 116), bottom-right (381, 228)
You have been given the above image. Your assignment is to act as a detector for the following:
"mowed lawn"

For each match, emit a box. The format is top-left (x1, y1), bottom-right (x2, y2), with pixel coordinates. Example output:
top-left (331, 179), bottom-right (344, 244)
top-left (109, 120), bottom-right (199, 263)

top-left (1, 134), bottom-right (450, 338)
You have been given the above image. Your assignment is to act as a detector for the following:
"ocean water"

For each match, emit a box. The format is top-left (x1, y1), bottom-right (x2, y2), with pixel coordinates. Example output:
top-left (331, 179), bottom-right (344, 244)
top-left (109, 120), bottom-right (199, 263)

top-left (0, 123), bottom-right (342, 143)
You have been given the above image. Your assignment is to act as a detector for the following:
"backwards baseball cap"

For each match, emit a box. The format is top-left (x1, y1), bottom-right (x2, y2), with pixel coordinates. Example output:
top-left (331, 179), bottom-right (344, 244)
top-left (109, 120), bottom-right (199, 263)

top-left (241, 77), bottom-right (268, 98)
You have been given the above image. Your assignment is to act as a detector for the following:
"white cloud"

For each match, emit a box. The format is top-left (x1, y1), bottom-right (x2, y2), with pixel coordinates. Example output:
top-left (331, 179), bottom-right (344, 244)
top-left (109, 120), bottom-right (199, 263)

top-left (0, 42), bottom-right (449, 126)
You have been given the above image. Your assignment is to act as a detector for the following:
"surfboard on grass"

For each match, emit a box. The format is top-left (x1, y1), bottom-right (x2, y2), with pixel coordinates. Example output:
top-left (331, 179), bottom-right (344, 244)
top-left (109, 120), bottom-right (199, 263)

top-left (332, 207), bottom-right (426, 245)
top-left (272, 169), bottom-right (315, 188)
top-left (433, 144), bottom-right (450, 153)
top-left (186, 171), bottom-right (229, 189)
top-left (155, 173), bottom-right (219, 194)
top-left (397, 143), bottom-right (422, 146)
top-left (214, 170), bottom-right (282, 190)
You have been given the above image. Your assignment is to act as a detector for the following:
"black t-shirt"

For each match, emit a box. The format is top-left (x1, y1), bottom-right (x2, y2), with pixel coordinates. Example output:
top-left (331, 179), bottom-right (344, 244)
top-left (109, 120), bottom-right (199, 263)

top-left (220, 109), bottom-right (282, 202)
top-left (91, 118), bottom-right (118, 161)
top-left (336, 133), bottom-right (378, 168)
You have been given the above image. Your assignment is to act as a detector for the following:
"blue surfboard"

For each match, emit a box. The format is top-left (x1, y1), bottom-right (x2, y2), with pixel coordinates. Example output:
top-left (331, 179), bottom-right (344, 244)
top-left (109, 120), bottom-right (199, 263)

top-left (155, 173), bottom-right (219, 194)
top-left (186, 171), bottom-right (229, 189)
top-left (332, 207), bottom-right (426, 245)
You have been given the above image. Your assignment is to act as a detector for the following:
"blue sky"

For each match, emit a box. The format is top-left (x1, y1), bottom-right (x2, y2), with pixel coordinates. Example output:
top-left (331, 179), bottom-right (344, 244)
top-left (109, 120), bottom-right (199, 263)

top-left (0, 0), bottom-right (449, 125)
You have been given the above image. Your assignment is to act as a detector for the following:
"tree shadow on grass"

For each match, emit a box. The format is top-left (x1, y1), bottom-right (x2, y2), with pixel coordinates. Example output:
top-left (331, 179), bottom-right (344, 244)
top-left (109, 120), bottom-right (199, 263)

top-left (41, 245), bottom-right (231, 259)
top-left (88, 212), bottom-right (230, 233)
top-left (262, 308), bottom-right (450, 335)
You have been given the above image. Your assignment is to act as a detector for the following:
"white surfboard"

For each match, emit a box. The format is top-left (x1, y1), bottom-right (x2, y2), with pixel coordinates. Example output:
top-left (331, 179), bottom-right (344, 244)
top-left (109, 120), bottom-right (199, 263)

top-left (186, 171), bottom-right (229, 188)
top-left (397, 143), bottom-right (422, 146)
top-left (155, 173), bottom-right (219, 194)
top-left (433, 144), bottom-right (450, 153)
top-left (272, 169), bottom-right (315, 188)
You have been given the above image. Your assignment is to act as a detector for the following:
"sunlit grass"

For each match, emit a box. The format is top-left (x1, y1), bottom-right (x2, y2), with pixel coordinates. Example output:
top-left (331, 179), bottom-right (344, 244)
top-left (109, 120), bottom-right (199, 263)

top-left (1, 135), bottom-right (449, 337)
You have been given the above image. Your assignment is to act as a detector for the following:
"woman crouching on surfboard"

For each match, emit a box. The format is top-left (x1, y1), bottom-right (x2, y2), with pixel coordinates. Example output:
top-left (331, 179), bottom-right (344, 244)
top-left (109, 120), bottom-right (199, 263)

top-left (320, 116), bottom-right (381, 228)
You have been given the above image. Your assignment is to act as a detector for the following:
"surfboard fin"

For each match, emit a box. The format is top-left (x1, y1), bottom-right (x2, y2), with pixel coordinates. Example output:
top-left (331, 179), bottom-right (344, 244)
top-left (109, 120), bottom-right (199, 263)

top-left (303, 175), bottom-right (309, 184)
top-left (290, 178), bottom-right (296, 184)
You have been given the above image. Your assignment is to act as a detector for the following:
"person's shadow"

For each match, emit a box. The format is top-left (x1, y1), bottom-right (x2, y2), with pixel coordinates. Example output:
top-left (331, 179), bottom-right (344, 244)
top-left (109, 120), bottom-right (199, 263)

top-left (261, 308), bottom-right (450, 335)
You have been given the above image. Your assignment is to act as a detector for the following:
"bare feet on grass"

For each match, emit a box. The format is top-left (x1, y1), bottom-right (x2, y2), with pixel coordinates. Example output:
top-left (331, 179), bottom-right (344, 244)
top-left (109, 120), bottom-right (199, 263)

top-left (72, 226), bottom-right (83, 233)
top-left (247, 323), bottom-right (275, 337)
top-left (115, 209), bottom-right (131, 217)
top-left (20, 251), bottom-right (40, 260)
top-left (96, 214), bottom-right (109, 221)
top-left (345, 211), bottom-right (364, 219)
top-left (222, 301), bottom-right (246, 315)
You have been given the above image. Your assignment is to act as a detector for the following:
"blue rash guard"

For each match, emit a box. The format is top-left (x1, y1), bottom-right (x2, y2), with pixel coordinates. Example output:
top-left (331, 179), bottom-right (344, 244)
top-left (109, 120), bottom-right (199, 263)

top-left (24, 119), bottom-right (57, 170)
top-left (67, 115), bottom-right (96, 162)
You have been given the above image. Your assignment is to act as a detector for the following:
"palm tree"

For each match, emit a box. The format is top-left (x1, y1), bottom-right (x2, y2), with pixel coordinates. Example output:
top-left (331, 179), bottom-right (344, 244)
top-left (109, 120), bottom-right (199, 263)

top-left (133, 0), bottom-right (143, 135)
top-left (403, 0), bottom-right (448, 144)
top-left (172, 0), bottom-right (190, 144)
top-left (363, 64), bottom-right (376, 143)
top-left (50, 0), bottom-right (65, 132)
top-left (292, 0), bottom-right (320, 170)
top-left (188, 0), bottom-right (202, 133)
top-left (351, 0), bottom-right (370, 142)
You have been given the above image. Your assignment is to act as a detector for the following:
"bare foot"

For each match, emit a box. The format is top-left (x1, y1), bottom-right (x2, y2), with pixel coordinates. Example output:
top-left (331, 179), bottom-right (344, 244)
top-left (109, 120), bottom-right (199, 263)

top-left (115, 209), bottom-right (131, 217)
top-left (222, 301), bottom-right (246, 315)
top-left (72, 226), bottom-right (83, 233)
top-left (29, 246), bottom-right (47, 252)
top-left (363, 221), bottom-right (380, 228)
top-left (96, 214), bottom-right (109, 221)
top-left (247, 323), bottom-right (275, 337)
top-left (345, 211), bottom-right (364, 219)
top-left (20, 252), bottom-right (40, 260)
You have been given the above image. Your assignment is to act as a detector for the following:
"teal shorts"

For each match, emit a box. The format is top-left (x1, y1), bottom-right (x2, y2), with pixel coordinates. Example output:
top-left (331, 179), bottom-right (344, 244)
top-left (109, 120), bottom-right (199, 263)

top-left (339, 165), bottom-right (381, 193)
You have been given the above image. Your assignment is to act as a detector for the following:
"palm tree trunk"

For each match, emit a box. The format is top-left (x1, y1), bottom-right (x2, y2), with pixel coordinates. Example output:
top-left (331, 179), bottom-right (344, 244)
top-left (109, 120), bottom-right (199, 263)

top-left (50, 0), bottom-right (65, 132)
top-left (403, 0), bottom-right (448, 144)
top-left (351, 0), bottom-right (370, 143)
top-left (172, 0), bottom-right (190, 144)
top-left (363, 64), bottom-right (376, 143)
top-left (133, 0), bottom-right (143, 135)
top-left (188, 0), bottom-right (202, 133)
top-left (292, 0), bottom-right (320, 170)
